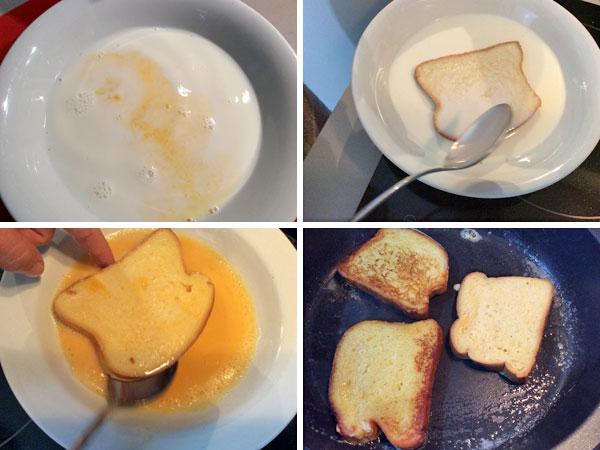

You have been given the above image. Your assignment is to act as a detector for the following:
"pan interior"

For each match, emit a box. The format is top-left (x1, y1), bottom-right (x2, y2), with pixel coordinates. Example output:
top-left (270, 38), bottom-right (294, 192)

top-left (304, 229), bottom-right (598, 450)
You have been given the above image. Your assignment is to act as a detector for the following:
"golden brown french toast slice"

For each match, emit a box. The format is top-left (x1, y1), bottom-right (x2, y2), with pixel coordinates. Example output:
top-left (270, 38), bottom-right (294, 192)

top-left (329, 319), bottom-right (443, 449)
top-left (337, 229), bottom-right (448, 318)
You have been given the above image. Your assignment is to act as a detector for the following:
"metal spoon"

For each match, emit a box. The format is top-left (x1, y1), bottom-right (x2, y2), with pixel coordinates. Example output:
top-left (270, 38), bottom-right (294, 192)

top-left (351, 103), bottom-right (513, 222)
top-left (71, 363), bottom-right (178, 450)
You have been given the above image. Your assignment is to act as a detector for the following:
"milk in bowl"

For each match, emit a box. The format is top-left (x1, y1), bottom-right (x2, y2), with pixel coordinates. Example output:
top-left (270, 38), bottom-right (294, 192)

top-left (48, 28), bottom-right (261, 221)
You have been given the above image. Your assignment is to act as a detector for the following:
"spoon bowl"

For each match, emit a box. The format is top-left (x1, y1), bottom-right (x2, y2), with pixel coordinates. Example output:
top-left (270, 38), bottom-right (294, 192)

top-left (445, 104), bottom-right (513, 169)
top-left (109, 363), bottom-right (178, 407)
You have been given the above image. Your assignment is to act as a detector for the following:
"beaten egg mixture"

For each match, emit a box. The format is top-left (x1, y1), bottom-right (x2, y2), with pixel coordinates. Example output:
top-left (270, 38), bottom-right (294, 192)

top-left (55, 229), bottom-right (257, 411)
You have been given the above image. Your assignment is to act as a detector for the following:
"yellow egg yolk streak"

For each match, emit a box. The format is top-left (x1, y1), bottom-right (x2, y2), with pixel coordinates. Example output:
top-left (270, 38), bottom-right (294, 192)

top-left (82, 52), bottom-right (215, 220)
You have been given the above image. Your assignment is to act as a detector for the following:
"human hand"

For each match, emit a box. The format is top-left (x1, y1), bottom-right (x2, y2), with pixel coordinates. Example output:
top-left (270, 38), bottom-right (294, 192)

top-left (0, 229), bottom-right (114, 277)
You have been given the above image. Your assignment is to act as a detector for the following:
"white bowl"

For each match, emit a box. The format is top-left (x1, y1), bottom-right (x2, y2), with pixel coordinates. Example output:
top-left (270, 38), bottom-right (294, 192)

top-left (352, 0), bottom-right (600, 198)
top-left (0, 229), bottom-right (296, 450)
top-left (0, 0), bottom-right (296, 220)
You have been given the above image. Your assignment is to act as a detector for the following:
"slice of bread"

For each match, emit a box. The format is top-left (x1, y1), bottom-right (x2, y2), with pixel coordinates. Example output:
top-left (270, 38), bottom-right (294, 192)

top-left (337, 229), bottom-right (448, 318)
top-left (54, 229), bottom-right (214, 379)
top-left (329, 320), bottom-right (443, 449)
top-left (415, 41), bottom-right (541, 141)
top-left (450, 272), bottom-right (553, 382)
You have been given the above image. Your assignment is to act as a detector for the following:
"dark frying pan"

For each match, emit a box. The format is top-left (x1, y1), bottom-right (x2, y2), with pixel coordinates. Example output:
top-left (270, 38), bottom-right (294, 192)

top-left (303, 228), bottom-right (600, 450)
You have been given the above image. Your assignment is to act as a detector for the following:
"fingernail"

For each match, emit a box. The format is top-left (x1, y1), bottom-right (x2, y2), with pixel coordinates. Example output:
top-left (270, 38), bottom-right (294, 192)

top-left (96, 254), bottom-right (115, 268)
top-left (28, 261), bottom-right (44, 277)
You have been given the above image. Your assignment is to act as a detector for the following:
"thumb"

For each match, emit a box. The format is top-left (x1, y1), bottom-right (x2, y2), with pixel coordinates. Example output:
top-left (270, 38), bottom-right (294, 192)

top-left (0, 229), bottom-right (45, 277)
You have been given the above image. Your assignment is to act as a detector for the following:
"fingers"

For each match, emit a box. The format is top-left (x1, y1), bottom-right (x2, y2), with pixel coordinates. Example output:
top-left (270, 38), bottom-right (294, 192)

top-left (18, 229), bottom-right (55, 246)
top-left (65, 229), bottom-right (115, 267)
top-left (0, 229), bottom-right (45, 277)
top-left (0, 229), bottom-right (112, 277)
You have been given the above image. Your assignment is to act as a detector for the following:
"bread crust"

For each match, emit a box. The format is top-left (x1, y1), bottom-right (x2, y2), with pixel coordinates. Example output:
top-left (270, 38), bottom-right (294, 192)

top-left (449, 272), bottom-right (553, 383)
top-left (414, 41), bottom-right (542, 141)
top-left (329, 320), bottom-right (443, 448)
top-left (337, 229), bottom-right (449, 318)
top-left (396, 320), bottom-right (443, 449)
top-left (53, 229), bottom-right (214, 380)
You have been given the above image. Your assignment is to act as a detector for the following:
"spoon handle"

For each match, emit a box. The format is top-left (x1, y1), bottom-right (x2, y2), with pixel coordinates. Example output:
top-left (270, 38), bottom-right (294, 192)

top-left (351, 168), bottom-right (442, 222)
top-left (70, 404), bottom-right (113, 450)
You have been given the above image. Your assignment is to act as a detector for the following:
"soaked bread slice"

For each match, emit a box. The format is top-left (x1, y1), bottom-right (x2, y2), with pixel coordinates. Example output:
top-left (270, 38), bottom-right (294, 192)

top-left (415, 41), bottom-right (541, 140)
top-left (337, 229), bottom-right (448, 318)
top-left (54, 229), bottom-right (214, 379)
top-left (329, 320), bottom-right (443, 449)
top-left (450, 272), bottom-right (553, 382)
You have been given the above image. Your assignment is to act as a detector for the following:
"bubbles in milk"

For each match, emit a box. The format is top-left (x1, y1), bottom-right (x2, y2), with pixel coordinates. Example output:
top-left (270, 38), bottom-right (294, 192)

top-left (177, 107), bottom-right (191, 118)
top-left (203, 116), bottom-right (216, 130)
top-left (228, 91), bottom-right (251, 105)
top-left (65, 91), bottom-right (95, 116)
top-left (138, 166), bottom-right (157, 183)
top-left (182, 206), bottom-right (219, 222)
top-left (93, 180), bottom-right (113, 199)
